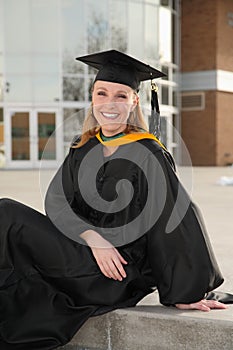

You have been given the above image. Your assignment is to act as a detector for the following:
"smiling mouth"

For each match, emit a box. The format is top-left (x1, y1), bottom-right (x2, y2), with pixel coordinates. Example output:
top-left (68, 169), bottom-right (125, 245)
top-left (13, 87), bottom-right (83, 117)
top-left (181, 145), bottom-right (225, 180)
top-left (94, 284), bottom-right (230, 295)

top-left (101, 112), bottom-right (119, 119)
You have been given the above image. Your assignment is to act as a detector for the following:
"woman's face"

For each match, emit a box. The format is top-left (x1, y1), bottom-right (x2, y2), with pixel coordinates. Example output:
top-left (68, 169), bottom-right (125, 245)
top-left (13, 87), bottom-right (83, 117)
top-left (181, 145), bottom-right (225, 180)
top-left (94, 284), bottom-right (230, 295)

top-left (92, 80), bottom-right (138, 136)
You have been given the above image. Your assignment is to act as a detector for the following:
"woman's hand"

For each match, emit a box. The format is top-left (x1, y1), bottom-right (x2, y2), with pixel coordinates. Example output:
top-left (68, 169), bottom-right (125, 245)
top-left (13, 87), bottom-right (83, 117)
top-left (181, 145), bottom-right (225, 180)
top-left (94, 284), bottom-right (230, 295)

top-left (91, 245), bottom-right (128, 281)
top-left (175, 299), bottom-right (228, 312)
top-left (80, 229), bottom-right (128, 281)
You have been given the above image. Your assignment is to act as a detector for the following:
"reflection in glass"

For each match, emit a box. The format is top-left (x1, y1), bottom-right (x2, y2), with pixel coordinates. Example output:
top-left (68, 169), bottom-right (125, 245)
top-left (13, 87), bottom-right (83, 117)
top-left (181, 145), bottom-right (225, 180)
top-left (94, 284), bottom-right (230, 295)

top-left (0, 108), bottom-right (3, 122)
top-left (33, 75), bottom-right (60, 102)
top-left (110, 0), bottom-right (127, 51)
top-left (0, 108), bottom-right (4, 146)
top-left (33, 55), bottom-right (59, 74)
top-left (87, 0), bottom-right (109, 53)
top-left (63, 108), bottom-right (85, 156)
top-left (173, 90), bottom-right (178, 107)
top-left (31, 0), bottom-right (59, 54)
top-left (172, 0), bottom-right (177, 10)
top-left (88, 77), bottom-right (95, 101)
top-left (172, 113), bottom-right (179, 161)
top-left (5, 55), bottom-right (31, 74)
top-left (139, 81), bottom-right (151, 107)
top-left (161, 0), bottom-right (169, 6)
top-left (172, 12), bottom-right (179, 64)
top-left (159, 7), bottom-right (172, 62)
top-left (38, 112), bottom-right (56, 160)
top-left (61, 0), bottom-right (85, 73)
top-left (0, 4), bottom-right (3, 54)
top-left (173, 67), bottom-right (179, 84)
top-left (0, 54), bottom-right (3, 74)
top-left (4, 0), bottom-right (31, 53)
top-left (145, 4), bottom-right (159, 59)
top-left (5, 76), bottom-right (32, 102)
top-left (63, 77), bottom-right (85, 101)
top-left (0, 75), bottom-right (3, 101)
top-left (146, 0), bottom-right (160, 4)
top-left (63, 52), bottom-right (84, 74)
top-left (162, 85), bottom-right (169, 105)
top-left (11, 112), bottom-right (30, 160)
top-left (161, 65), bottom-right (169, 80)
top-left (128, 2), bottom-right (144, 56)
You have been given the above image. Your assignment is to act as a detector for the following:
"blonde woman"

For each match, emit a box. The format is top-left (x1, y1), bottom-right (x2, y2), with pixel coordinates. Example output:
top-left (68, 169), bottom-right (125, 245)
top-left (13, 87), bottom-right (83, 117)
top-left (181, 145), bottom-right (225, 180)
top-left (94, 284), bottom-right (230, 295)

top-left (0, 50), bottom-right (231, 349)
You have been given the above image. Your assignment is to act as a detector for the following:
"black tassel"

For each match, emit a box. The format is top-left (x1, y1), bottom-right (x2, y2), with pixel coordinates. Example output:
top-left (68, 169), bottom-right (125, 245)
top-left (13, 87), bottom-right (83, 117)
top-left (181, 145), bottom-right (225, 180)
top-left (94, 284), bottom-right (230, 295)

top-left (149, 82), bottom-right (161, 139)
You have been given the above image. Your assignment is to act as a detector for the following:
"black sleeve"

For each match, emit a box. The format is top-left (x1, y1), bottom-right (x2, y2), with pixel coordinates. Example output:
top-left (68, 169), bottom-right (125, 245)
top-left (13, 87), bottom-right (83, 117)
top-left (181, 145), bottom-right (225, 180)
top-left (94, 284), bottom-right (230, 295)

top-left (144, 149), bottom-right (224, 305)
top-left (44, 147), bottom-right (93, 244)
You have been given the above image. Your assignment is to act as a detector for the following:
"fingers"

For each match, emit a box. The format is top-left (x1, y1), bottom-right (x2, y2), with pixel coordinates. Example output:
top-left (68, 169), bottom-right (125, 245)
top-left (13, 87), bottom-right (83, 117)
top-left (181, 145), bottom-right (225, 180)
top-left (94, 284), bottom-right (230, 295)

top-left (92, 247), bottom-right (128, 281)
top-left (202, 300), bottom-right (228, 309)
top-left (112, 255), bottom-right (127, 280)
top-left (104, 259), bottom-right (126, 281)
top-left (190, 301), bottom-right (211, 312)
top-left (192, 300), bottom-right (228, 311)
top-left (175, 299), bottom-right (228, 312)
top-left (105, 249), bottom-right (128, 280)
top-left (99, 259), bottom-right (125, 281)
top-left (114, 248), bottom-right (128, 265)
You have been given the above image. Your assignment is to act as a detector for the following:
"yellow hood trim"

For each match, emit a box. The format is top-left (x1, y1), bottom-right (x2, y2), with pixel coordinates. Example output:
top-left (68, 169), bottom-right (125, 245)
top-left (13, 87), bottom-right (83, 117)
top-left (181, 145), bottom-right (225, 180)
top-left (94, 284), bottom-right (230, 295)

top-left (95, 131), bottom-right (166, 149)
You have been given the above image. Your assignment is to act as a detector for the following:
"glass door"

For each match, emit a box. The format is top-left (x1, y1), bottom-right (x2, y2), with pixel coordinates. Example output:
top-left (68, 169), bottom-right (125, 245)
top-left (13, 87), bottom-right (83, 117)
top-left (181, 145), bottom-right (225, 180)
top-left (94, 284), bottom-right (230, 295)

top-left (4, 110), bottom-right (32, 168)
top-left (36, 111), bottom-right (57, 166)
top-left (11, 111), bottom-right (31, 161)
top-left (5, 109), bottom-right (62, 168)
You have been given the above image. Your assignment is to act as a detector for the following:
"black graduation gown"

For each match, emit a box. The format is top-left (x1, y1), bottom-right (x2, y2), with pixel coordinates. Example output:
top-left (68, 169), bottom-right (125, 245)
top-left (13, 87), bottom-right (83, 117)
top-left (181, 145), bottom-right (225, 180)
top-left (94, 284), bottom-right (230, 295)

top-left (0, 136), bottom-right (232, 349)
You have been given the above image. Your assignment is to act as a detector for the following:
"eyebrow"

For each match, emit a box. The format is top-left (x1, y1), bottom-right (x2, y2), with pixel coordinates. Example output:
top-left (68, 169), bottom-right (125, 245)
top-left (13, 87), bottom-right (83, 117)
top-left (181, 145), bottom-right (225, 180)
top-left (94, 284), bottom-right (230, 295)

top-left (96, 87), bottom-right (129, 94)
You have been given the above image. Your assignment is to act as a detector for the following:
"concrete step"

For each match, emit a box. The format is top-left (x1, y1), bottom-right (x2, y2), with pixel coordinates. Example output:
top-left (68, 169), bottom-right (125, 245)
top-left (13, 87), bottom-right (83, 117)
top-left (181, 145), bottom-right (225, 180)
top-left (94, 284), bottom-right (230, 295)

top-left (59, 292), bottom-right (233, 350)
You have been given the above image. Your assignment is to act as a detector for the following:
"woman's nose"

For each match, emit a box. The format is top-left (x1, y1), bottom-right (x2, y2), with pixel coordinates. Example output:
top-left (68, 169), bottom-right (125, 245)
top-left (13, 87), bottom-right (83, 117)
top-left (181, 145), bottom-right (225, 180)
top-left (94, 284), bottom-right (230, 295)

top-left (108, 95), bottom-right (116, 103)
top-left (106, 96), bottom-right (117, 107)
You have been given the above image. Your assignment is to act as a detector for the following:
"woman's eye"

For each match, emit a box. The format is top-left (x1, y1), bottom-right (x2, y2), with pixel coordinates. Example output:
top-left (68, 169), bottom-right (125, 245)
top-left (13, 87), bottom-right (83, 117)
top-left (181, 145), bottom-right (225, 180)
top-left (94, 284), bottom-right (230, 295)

top-left (117, 94), bottom-right (127, 99)
top-left (97, 91), bottom-right (107, 96)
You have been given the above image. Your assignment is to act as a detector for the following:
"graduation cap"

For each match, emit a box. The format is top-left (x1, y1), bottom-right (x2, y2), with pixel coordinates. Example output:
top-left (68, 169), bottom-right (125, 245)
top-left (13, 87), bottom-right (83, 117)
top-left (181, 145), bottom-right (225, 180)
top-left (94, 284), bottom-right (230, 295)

top-left (76, 49), bottom-right (165, 138)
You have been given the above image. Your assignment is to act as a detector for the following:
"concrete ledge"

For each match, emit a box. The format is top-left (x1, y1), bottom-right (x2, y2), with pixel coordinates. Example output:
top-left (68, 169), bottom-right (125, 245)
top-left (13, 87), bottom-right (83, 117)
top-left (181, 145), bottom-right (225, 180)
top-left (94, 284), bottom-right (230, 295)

top-left (60, 302), bottom-right (233, 350)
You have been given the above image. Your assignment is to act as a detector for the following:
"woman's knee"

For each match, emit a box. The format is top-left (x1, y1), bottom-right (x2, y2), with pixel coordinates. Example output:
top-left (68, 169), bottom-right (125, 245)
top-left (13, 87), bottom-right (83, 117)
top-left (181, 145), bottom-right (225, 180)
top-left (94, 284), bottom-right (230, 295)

top-left (0, 198), bottom-right (16, 210)
top-left (0, 198), bottom-right (23, 220)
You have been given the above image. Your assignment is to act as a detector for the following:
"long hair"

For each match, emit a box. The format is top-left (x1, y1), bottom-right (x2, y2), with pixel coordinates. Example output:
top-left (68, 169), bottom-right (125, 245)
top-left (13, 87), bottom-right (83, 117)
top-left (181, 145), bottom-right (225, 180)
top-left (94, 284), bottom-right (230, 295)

top-left (72, 102), bottom-right (149, 149)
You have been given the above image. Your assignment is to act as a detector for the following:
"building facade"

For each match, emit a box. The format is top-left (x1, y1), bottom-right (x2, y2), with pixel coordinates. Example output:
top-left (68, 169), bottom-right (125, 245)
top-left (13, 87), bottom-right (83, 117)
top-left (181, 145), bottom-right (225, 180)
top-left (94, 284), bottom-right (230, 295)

top-left (181, 0), bottom-right (233, 166)
top-left (0, 0), bottom-right (180, 169)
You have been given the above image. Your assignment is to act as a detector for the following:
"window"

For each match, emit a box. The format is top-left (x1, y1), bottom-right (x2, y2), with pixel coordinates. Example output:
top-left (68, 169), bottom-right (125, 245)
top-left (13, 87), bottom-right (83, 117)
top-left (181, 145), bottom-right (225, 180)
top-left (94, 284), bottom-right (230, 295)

top-left (63, 108), bottom-right (85, 155)
top-left (159, 7), bottom-right (172, 62)
top-left (110, 0), bottom-right (127, 51)
top-left (86, 0), bottom-right (109, 52)
top-left (0, 73), bottom-right (3, 101)
top-left (145, 3), bottom-right (159, 59)
top-left (0, 108), bottom-right (3, 122)
top-left (128, 1), bottom-right (144, 56)
top-left (63, 77), bottom-right (85, 101)
top-left (62, 0), bottom-right (85, 74)
top-left (162, 85), bottom-right (169, 105)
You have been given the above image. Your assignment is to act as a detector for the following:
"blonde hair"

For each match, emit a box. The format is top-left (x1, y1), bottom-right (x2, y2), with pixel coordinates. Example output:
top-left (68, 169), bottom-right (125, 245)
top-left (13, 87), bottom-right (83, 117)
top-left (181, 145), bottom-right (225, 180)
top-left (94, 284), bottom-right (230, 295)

top-left (72, 93), bottom-right (149, 149)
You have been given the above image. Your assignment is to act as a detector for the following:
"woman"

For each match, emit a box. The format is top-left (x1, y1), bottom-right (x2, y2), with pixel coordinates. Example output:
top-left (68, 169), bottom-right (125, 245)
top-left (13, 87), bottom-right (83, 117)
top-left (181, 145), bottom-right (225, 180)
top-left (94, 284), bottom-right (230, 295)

top-left (0, 50), bottom-right (231, 349)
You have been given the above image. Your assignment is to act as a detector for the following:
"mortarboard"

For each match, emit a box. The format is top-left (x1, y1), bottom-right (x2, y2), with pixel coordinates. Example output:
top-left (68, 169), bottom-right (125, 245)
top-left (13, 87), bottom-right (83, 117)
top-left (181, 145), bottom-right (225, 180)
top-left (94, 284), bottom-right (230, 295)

top-left (76, 49), bottom-right (165, 138)
top-left (76, 49), bottom-right (165, 91)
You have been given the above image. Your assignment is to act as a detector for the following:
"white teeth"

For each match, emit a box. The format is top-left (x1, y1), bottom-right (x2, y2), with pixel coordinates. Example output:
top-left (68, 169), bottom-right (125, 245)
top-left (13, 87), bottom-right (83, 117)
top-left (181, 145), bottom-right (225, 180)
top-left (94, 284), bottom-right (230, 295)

top-left (102, 113), bottom-right (118, 119)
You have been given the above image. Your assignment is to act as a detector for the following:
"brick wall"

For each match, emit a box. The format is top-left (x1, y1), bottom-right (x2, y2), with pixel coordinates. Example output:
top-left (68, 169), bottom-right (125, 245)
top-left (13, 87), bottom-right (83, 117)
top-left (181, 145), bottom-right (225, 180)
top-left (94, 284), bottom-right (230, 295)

top-left (216, 92), bottom-right (233, 165)
top-left (181, 91), bottom-right (217, 166)
top-left (216, 0), bottom-right (233, 71)
top-left (181, 0), bottom-right (218, 72)
top-left (181, 0), bottom-right (233, 165)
